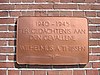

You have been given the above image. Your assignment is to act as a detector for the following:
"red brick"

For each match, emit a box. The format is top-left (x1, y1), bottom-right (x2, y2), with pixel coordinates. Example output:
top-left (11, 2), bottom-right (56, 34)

top-left (8, 26), bottom-right (15, 31)
top-left (97, 12), bottom-right (100, 17)
top-left (0, 40), bottom-right (7, 46)
top-left (10, 0), bottom-right (21, 3)
top-left (8, 40), bottom-right (14, 46)
top-left (59, 70), bottom-right (72, 75)
top-left (21, 70), bottom-right (33, 75)
top-left (89, 33), bottom-right (92, 39)
top-left (0, 62), bottom-right (14, 68)
top-left (89, 40), bottom-right (98, 46)
top-left (91, 33), bottom-right (100, 38)
top-left (22, 0), bottom-right (33, 2)
top-left (89, 55), bottom-right (100, 61)
top-left (0, 55), bottom-right (6, 60)
top-left (91, 5), bottom-right (100, 10)
top-left (60, 0), bottom-right (72, 2)
top-left (92, 62), bottom-right (100, 68)
top-left (22, 11), bottom-right (34, 16)
top-left (54, 4), bottom-right (77, 9)
top-left (85, 0), bottom-right (96, 3)
top-left (0, 4), bottom-right (14, 10)
top-left (92, 48), bottom-right (100, 53)
top-left (72, 0), bottom-right (84, 2)
top-left (48, 11), bottom-right (59, 16)
top-left (78, 4), bottom-right (91, 10)
top-left (98, 41), bottom-right (100, 45)
top-left (73, 70), bottom-right (85, 75)
top-left (35, 11), bottom-right (47, 16)
top-left (86, 70), bottom-right (99, 75)
top-left (0, 18), bottom-right (14, 24)
top-left (35, 0), bottom-right (45, 2)
top-left (0, 26), bottom-right (7, 31)
top-left (48, 71), bottom-right (59, 75)
top-left (98, 26), bottom-right (100, 31)
top-left (85, 11), bottom-right (96, 17)
top-left (8, 55), bottom-right (14, 60)
top-left (60, 11), bottom-right (73, 16)
top-left (0, 47), bottom-right (14, 53)
top-left (73, 11), bottom-right (85, 17)
top-left (46, 0), bottom-right (60, 2)
top-left (0, 12), bottom-right (8, 17)
top-left (0, 32), bottom-right (15, 38)
top-left (0, 70), bottom-right (6, 75)
top-left (9, 11), bottom-right (21, 17)
top-left (8, 70), bottom-right (19, 75)
top-left (88, 18), bottom-right (100, 24)
top-left (0, 0), bottom-right (9, 3)
top-left (29, 4), bottom-right (53, 9)
top-left (89, 26), bottom-right (97, 31)
top-left (97, 0), bottom-right (100, 2)
top-left (89, 48), bottom-right (92, 53)
top-left (34, 70), bottom-right (46, 75)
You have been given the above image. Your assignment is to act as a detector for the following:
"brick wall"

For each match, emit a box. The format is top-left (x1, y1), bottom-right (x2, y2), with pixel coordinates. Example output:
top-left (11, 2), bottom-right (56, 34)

top-left (0, 0), bottom-right (100, 75)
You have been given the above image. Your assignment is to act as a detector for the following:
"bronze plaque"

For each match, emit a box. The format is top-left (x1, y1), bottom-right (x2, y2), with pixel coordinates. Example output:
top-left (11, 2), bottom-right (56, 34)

top-left (16, 17), bottom-right (88, 65)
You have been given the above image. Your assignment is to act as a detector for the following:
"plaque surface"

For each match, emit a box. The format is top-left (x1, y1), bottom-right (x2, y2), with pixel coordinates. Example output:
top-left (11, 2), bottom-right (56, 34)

top-left (16, 17), bottom-right (88, 65)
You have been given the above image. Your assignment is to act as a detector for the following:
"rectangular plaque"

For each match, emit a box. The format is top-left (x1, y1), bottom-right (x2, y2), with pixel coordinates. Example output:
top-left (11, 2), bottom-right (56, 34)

top-left (16, 17), bottom-right (88, 65)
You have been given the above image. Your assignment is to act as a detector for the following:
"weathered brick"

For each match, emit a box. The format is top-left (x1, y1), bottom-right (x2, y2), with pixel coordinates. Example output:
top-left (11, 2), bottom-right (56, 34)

top-left (92, 48), bottom-right (100, 53)
top-left (8, 55), bottom-right (15, 60)
top-left (22, 11), bottom-right (34, 16)
top-left (85, 11), bottom-right (96, 17)
top-left (91, 33), bottom-right (100, 38)
top-left (0, 0), bottom-right (9, 3)
top-left (73, 11), bottom-right (85, 17)
top-left (0, 4), bottom-right (14, 10)
top-left (10, 0), bottom-right (21, 3)
top-left (60, 0), bottom-right (72, 2)
top-left (0, 47), bottom-right (14, 53)
top-left (0, 40), bottom-right (7, 46)
top-left (0, 32), bottom-right (15, 38)
top-left (0, 26), bottom-right (7, 31)
top-left (78, 4), bottom-right (91, 10)
top-left (0, 12), bottom-right (8, 17)
top-left (22, 0), bottom-right (33, 3)
top-left (48, 71), bottom-right (59, 75)
top-left (85, 0), bottom-right (96, 3)
top-left (59, 70), bottom-right (72, 75)
top-left (48, 11), bottom-right (59, 16)
top-left (72, 0), bottom-right (84, 3)
top-left (0, 62), bottom-right (14, 68)
top-left (89, 40), bottom-right (98, 46)
top-left (89, 26), bottom-right (97, 31)
top-left (8, 40), bottom-right (14, 46)
top-left (21, 70), bottom-right (33, 75)
top-left (34, 70), bottom-right (46, 75)
top-left (0, 55), bottom-right (6, 60)
top-left (46, 0), bottom-right (60, 2)
top-left (92, 62), bottom-right (100, 68)
top-left (97, 12), bottom-right (100, 17)
top-left (88, 18), bottom-right (100, 24)
top-left (73, 70), bottom-right (85, 75)
top-left (60, 11), bottom-right (73, 16)
top-left (35, 11), bottom-right (47, 16)
top-left (86, 70), bottom-right (99, 75)
top-left (89, 55), bottom-right (100, 61)
top-left (91, 5), bottom-right (100, 10)
top-left (0, 18), bottom-right (14, 24)
top-left (0, 70), bottom-right (6, 75)
top-left (8, 26), bottom-right (15, 31)
top-left (9, 11), bottom-right (21, 17)
top-left (54, 4), bottom-right (77, 9)
top-left (8, 70), bottom-right (19, 75)
top-left (35, 0), bottom-right (45, 2)
top-left (97, 0), bottom-right (100, 2)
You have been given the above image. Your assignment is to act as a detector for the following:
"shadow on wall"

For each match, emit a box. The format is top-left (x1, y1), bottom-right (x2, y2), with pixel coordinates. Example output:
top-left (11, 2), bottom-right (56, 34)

top-left (14, 21), bottom-right (86, 68)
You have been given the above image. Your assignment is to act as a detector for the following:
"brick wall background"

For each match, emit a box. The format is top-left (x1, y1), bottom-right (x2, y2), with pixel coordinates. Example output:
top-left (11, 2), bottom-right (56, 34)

top-left (0, 0), bottom-right (100, 75)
